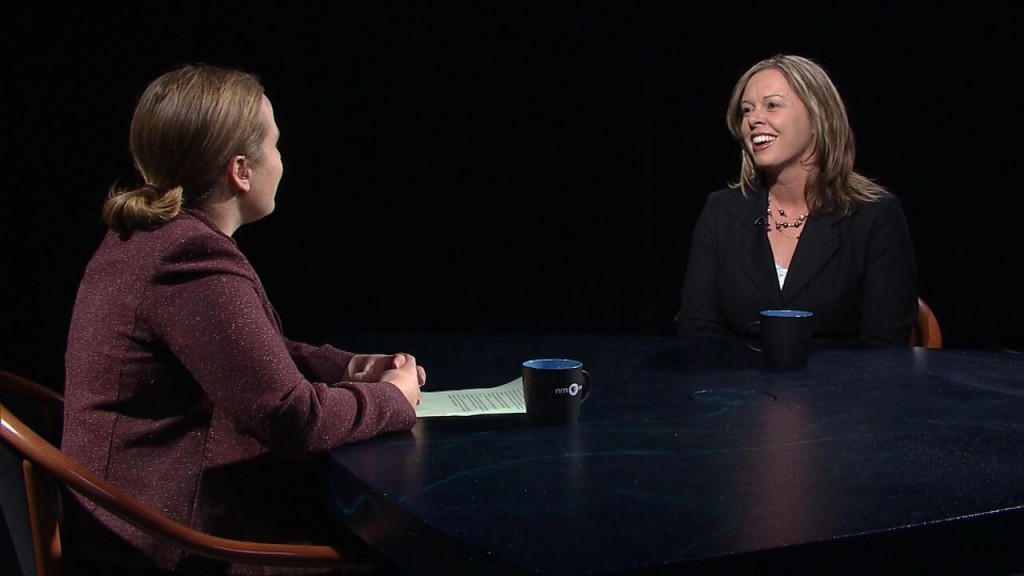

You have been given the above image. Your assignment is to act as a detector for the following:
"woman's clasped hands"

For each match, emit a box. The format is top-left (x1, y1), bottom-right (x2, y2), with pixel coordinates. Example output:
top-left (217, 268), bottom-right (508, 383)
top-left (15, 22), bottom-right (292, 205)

top-left (347, 353), bottom-right (427, 406)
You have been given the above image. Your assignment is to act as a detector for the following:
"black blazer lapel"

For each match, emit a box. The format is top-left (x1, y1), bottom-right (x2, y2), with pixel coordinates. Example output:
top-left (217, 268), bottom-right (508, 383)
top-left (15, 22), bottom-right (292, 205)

top-left (781, 209), bottom-right (845, 303)
top-left (728, 191), bottom-right (782, 304)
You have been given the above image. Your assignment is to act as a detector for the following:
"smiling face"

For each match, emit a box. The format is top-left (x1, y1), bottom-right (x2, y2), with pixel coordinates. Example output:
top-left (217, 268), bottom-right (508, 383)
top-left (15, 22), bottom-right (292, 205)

top-left (739, 68), bottom-right (816, 180)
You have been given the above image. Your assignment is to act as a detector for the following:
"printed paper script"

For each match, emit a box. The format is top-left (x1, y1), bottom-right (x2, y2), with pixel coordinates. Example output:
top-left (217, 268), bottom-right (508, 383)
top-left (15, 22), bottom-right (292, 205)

top-left (415, 378), bottom-right (526, 417)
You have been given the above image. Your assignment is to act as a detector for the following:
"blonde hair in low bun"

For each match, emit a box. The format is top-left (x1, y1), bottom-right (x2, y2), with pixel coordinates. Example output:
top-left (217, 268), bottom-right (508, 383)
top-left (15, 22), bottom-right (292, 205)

top-left (102, 64), bottom-right (265, 236)
top-left (102, 184), bottom-right (184, 236)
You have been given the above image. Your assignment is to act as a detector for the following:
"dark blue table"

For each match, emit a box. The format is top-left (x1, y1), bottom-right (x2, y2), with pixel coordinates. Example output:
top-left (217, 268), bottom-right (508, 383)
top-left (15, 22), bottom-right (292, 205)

top-left (327, 333), bottom-right (1024, 575)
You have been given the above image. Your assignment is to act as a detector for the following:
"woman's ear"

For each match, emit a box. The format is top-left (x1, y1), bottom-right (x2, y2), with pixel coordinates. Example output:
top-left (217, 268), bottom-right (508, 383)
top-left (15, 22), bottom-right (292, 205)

top-left (227, 155), bottom-right (250, 192)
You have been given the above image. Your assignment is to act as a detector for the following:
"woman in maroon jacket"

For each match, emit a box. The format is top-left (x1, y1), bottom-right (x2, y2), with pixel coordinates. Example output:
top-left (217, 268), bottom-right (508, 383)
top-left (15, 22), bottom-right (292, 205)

top-left (61, 64), bottom-right (425, 575)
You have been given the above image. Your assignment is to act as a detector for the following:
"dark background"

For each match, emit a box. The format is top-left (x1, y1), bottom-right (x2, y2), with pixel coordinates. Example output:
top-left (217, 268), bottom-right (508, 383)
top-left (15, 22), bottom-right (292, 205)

top-left (2, 2), bottom-right (1022, 390)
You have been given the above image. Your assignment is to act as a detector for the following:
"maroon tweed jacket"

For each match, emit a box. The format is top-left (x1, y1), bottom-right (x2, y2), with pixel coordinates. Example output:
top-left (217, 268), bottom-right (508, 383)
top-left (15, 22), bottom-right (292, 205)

top-left (61, 209), bottom-right (416, 574)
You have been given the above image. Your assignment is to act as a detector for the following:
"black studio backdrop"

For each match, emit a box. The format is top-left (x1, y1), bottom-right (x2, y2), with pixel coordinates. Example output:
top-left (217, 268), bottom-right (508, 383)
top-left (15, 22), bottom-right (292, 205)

top-left (3, 2), bottom-right (1022, 389)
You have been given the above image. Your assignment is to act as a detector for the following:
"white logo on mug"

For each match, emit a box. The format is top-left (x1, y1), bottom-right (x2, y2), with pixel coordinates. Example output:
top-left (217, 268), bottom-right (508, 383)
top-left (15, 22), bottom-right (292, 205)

top-left (555, 382), bottom-right (582, 396)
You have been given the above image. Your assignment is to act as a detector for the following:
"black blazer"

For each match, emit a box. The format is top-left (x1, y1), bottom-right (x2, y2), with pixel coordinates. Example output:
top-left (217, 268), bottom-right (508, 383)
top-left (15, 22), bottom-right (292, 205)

top-left (677, 186), bottom-right (918, 346)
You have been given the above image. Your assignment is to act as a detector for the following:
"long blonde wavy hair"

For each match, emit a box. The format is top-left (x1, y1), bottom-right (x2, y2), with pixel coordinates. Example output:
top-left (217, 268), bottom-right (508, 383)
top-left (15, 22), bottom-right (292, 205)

top-left (725, 54), bottom-right (887, 216)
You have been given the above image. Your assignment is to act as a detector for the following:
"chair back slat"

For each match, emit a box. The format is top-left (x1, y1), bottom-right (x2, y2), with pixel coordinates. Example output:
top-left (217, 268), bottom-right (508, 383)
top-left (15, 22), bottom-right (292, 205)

top-left (22, 460), bottom-right (62, 576)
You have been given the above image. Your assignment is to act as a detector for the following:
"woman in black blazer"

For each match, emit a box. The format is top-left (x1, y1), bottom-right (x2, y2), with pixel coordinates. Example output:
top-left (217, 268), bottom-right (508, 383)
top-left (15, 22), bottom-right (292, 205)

top-left (677, 54), bottom-right (917, 347)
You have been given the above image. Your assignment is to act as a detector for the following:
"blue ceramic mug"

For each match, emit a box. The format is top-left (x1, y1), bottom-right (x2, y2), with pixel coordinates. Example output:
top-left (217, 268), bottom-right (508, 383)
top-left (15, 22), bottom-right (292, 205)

top-left (743, 310), bottom-right (815, 371)
top-left (521, 358), bottom-right (592, 425)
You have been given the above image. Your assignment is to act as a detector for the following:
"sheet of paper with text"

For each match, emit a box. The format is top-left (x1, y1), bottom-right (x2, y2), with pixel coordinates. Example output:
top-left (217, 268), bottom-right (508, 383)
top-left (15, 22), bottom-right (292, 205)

top-left (415, 378), bottom-right (526, 417)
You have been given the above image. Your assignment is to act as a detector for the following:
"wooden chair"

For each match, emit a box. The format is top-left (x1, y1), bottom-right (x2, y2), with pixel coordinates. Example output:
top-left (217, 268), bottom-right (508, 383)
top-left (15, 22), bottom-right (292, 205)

top-left (909, 296), bottom-right (943, 349)
top-left (0, 368), bottom-right (375, 576)
top-left (0, 368), bottom-right (64, 576)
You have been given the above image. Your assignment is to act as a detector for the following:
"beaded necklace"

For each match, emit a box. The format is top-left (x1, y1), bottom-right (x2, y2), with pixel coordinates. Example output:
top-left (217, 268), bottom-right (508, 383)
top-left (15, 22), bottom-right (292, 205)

top-left (766, 196), bottom-right (809, 232)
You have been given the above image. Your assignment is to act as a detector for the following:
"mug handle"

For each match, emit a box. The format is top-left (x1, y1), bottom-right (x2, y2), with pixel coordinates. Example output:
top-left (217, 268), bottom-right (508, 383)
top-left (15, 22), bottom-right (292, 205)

top-left (579, 369), bottom-right (592, 402)
top-left (743, 321), bottom-right (762, 352)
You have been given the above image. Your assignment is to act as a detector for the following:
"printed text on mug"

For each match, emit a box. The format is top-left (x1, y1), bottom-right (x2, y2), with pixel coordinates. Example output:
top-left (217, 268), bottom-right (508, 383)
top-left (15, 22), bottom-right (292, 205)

top-left (556, 382), bottom-right (584, 396)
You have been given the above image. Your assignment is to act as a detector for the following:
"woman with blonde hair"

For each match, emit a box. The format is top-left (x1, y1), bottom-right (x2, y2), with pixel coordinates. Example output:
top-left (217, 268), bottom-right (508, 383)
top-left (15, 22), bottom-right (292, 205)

top-left (62, 63), bottom-right (424, 574)
top-left (677, 54), bottom-right (918, 346)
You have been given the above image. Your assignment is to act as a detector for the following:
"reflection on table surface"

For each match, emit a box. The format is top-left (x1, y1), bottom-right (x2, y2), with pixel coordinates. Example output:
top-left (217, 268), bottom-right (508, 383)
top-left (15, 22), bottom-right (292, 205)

top-left (327, 333), bottom-right (1024, 576)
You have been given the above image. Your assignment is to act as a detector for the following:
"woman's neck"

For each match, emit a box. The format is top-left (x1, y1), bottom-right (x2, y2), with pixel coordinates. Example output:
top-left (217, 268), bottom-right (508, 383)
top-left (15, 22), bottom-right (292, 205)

top-left (765, 168), bottom-right (809, 207)
top-left (195, 187), bottom-right (243, 237)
